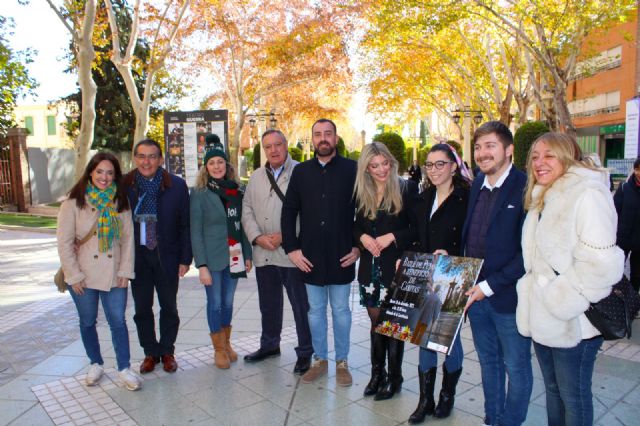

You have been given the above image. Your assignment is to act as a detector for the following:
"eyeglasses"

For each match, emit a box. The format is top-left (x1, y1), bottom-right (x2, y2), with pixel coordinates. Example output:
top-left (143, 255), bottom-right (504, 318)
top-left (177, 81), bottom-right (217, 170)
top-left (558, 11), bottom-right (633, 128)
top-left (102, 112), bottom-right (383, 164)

top-left (425, 160), bottom-right (453, 170)
top-left (135, 153), bottom-right (160, 160)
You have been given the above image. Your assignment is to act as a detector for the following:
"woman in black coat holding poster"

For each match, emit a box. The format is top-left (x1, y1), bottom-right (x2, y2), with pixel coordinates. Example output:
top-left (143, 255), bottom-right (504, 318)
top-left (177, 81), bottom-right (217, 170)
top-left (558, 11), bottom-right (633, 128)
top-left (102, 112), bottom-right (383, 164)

top-left (407, 143), bottom-right (470, 424)
top-left (354, 142), bottom-right (417, 401)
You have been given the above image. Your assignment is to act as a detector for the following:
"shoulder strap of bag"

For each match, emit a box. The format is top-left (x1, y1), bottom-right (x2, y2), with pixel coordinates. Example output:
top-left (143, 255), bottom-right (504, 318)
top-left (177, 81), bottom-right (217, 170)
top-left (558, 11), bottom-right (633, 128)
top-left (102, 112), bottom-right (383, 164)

top-left (76, 219), bottom-right (99, 246)
top-left (265, 167), bottom-right (286, 203)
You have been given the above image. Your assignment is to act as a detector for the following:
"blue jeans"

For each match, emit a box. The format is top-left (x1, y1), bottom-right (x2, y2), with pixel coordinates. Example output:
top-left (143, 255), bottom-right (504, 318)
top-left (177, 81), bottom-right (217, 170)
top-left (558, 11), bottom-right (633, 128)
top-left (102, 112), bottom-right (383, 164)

top-left (419, 333), bottom-right (463, 372)
top-left (305, 283), bottom-right (352, 361)
top-left (534, 337), bottom-right (603, 426)
top-left (204, 266), bottom-right (238, 333)
top-left (468, 299), bottom-right (533, 426)
top-left (69, 286), bottom-right (131, 371)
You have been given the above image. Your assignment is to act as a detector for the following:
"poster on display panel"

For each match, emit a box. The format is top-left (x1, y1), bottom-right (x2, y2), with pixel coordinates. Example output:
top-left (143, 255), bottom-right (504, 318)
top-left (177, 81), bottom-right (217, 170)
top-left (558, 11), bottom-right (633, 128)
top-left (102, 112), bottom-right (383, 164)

top-left (374, 251), bottom-right (483, 355)
top-left (163, 110), bottom-right (229, 187)
top-left (625, 99), bottom-right (640, 158)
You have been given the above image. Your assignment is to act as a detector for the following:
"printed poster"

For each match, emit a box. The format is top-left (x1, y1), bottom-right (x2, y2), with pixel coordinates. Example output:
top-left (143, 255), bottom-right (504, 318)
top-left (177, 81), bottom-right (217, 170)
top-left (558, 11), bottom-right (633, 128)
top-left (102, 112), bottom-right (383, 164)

top-left (164, 110), bottom-right (229, 187)
top-left (375, 251), bottom-right (483, 354)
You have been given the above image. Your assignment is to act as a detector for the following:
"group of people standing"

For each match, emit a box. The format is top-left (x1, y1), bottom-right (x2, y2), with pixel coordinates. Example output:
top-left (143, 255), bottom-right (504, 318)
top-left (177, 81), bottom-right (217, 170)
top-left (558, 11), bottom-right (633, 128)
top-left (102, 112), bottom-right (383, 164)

top-left (352, 121), bottom-right (625, 426)
top-left (57, 117), bottom-right (627, 426)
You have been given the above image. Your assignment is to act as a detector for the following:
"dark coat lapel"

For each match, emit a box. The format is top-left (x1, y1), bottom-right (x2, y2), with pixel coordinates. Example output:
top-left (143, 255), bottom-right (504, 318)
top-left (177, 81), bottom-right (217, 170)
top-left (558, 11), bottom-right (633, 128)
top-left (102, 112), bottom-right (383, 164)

top-left (487, 167), bottom-right (517, 228)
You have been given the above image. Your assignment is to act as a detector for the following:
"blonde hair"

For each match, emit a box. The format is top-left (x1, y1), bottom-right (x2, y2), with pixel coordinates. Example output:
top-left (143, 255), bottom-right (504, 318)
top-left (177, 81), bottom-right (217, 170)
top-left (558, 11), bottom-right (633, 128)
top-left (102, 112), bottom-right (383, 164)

top-left (524, 132), bottom-right (603, 211)
top-left (194, 159), bottom-right (238, 189)
top-left (354, 142), bottom-right (403, 220)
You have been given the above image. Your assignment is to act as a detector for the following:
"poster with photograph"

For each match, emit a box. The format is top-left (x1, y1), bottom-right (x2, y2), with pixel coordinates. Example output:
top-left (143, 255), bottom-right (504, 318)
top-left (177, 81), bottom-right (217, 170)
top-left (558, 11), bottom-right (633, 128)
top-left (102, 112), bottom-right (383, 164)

top-left (163, 110), bottom-right (228, 187)
top-left (375, 251), bottom-right (483, 354)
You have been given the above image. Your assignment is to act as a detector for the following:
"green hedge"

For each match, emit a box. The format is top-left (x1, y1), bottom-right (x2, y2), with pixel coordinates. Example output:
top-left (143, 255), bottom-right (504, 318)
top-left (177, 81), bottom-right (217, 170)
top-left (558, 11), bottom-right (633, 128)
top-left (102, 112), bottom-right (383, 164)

top-left (372, 132), bottom-right (407, 173)
top-left (513, 121), bottom-right (549, 170)
top-left (288, 146), bottom-right (303, 162)
top-left (337, 137), bottom-right (347, 157)
top-left (252, 143), bottom-right (261, 170)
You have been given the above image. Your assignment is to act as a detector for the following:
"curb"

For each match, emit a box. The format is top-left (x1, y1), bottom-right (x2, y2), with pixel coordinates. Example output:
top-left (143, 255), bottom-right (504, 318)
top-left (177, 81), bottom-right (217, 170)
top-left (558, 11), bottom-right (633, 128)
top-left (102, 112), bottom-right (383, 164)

top-left (0, 225), bottom-right (57, 234)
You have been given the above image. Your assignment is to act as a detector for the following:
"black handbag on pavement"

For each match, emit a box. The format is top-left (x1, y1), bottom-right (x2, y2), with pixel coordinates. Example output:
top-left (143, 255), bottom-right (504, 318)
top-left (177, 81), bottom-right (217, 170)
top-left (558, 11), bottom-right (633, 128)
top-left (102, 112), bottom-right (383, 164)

top-left (584, 275), bottom-right (640, 340)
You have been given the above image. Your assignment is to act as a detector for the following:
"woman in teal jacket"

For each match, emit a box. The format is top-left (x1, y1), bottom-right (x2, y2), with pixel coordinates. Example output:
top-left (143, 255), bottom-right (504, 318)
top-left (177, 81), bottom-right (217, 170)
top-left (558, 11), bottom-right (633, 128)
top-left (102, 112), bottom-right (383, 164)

top-left (190, 139), bottom-right (252, 369)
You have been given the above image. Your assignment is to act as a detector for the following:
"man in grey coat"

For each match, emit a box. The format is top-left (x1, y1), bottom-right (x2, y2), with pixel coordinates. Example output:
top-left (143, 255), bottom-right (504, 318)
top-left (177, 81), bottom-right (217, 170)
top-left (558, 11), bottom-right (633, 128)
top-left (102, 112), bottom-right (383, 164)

top-left (241, 130), bottom-right (313, 375)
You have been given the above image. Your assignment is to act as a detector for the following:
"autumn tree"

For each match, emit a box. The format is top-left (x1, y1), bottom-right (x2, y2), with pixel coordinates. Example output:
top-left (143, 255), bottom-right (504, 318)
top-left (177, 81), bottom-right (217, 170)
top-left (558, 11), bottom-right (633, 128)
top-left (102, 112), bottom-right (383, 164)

top-left (58, 0), bottom-right (188, 153)
top-left (471, 0), bottom-right (636, 135)
top-left (189, 0), bottom-right (353, 168)
top-left (104, 0), bottom-right (190, 147)
top-left (46, 0), bottom-right (98, 179)
top-left (359, 0), bottom-right (634, 139)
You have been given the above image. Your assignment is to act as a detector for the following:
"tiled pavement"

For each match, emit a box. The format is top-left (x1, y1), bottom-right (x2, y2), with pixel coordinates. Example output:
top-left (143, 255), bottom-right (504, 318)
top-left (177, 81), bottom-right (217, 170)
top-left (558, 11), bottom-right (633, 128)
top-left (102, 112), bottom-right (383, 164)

top-left (1, 228), bottom-right (640, 425)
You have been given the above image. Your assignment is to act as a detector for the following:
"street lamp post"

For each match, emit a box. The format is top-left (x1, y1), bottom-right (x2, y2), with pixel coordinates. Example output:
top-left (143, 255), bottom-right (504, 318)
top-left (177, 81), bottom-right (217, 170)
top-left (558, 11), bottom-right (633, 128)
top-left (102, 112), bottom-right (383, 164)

top-left (247, 110), bottom-right (279, 168)
top-left (412, 133), bottom-right (420, 163)
top-left (451, 105), bottom-right (483, 164)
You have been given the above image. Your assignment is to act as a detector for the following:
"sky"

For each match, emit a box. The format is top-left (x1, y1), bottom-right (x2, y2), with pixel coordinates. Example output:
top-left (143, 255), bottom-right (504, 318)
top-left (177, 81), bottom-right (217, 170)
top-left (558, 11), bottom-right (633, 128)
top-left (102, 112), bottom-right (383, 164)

top-left (5, 1), bottom-right (77, 105)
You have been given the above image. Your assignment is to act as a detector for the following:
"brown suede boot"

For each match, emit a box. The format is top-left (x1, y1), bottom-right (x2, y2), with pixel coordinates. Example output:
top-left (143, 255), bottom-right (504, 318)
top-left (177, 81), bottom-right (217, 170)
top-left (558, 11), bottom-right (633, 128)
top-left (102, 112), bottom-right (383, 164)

top-left (210, 332), bottom-right (230, 369)
top-left (222, 326), bottom-right (238, 362)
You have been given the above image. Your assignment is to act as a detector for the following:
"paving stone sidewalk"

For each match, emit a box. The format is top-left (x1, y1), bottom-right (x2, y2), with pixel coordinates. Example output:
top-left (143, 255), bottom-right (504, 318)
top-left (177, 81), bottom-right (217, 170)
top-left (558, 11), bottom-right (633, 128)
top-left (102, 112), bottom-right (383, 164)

top-left (1, 228), bottom-right (639, 425)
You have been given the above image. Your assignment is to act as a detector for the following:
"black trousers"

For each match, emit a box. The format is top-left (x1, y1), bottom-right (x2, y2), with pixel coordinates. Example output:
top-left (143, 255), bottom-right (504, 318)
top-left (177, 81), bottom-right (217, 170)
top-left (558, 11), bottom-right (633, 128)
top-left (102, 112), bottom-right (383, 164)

top-left (131, 247), bottom-right (180, 356)
top-left (630, 250), bottom-right (640, 292)
top-left (255, 265), bottom-right (313, 357)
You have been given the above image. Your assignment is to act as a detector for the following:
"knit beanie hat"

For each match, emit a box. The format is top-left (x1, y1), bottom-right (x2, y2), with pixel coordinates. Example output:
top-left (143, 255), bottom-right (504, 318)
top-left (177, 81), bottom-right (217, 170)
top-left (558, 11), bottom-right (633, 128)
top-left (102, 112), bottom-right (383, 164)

top-left (203, 134), bottom-right (227, 164)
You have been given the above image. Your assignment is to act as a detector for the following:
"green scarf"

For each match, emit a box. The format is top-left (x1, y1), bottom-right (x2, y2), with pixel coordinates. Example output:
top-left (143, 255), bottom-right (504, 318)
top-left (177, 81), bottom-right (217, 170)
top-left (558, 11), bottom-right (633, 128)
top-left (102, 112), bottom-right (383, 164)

top-left (86, 182), bottom-right (121, 252)
top-left (206, 177), bottom-right (246, 278)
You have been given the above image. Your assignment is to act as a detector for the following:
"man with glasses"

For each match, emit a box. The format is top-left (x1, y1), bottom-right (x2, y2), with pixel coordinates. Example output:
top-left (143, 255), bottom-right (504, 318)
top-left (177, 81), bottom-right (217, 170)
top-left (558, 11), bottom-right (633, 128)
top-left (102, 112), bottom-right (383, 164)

top-left (241, 130), bottom-right (313, 374)
top-left (122, 139), bottom-right (192, 374)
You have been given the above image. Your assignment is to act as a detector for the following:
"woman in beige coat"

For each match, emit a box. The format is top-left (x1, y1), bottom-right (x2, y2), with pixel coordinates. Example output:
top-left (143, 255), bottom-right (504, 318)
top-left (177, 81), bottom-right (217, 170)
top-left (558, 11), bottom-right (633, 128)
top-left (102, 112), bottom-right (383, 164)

top-left (57, 152), bottom-right (140, 391)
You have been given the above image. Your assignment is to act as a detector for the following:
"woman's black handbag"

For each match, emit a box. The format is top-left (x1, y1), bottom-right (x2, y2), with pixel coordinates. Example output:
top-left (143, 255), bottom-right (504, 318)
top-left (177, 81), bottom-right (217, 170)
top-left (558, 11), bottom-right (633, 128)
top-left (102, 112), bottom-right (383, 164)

top-left (585, 275), bottom-right (640, 340)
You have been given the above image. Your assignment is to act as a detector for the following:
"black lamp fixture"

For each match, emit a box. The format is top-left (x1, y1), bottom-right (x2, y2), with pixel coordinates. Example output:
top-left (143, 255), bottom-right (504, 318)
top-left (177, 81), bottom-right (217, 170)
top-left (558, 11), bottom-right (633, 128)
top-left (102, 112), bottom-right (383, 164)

top-left (246, 110), bottom-right (279, 131)
top-left (451, 107), bottom-right (483, 125)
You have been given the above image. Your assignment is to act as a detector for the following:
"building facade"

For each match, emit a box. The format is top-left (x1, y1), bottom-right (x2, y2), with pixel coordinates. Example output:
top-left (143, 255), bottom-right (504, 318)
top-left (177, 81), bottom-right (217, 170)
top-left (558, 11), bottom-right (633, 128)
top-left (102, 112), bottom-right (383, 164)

top-left (13, 104), bottom-right (74, 149)
top-left (567, 9), bottom-right (639, 174)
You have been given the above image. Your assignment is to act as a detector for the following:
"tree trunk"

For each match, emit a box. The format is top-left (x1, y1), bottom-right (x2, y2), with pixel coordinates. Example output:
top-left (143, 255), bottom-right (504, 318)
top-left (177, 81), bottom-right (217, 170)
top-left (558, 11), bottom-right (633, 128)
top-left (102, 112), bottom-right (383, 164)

top-left (230, 109), bottom-right (244, 170)
top-left (74, 0), bottom-right (98, 180)
top-left (133, 102), bottom-right (150, 145)
top-left (553, 84), bottom-right (576, 137)
top-left (499, 86), bottom-right (514, 125)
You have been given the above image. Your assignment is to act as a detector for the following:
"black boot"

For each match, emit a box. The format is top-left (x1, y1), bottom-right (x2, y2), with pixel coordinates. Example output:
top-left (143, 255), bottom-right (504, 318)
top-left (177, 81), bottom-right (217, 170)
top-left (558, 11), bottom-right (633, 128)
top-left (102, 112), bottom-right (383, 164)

top-left (434, 365), bottom-right (462, 418)
top-left (408, 367), bottom-right (437, 424)
top-left (374, 337), bottom-right (404, 400)
top-left (364, 332), bottom-right (387, 396)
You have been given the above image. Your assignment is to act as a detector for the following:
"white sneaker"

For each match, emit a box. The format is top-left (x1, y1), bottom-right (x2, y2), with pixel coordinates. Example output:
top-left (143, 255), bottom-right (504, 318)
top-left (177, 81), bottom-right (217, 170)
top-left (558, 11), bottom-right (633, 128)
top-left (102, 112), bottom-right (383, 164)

top-left (118, 367), bottom-right (142, 391)
top-left (85, 363), bottom-right (104, 386)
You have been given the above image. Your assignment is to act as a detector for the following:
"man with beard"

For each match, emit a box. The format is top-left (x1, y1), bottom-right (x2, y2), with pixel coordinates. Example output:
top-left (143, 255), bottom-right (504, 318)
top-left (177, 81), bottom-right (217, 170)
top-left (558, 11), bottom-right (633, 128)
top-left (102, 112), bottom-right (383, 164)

top-left (281, 118), bottom-right (359, 387)
top-left (461, 121), bottom-right (532, 426)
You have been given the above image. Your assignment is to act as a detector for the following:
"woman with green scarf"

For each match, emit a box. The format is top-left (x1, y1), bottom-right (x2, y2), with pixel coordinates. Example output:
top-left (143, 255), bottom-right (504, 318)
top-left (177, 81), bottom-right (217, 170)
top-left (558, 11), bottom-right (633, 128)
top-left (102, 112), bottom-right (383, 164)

top-left (57, 152), bottom-right (140, 391)
top-left (190, 139), bottom-right (252, 369)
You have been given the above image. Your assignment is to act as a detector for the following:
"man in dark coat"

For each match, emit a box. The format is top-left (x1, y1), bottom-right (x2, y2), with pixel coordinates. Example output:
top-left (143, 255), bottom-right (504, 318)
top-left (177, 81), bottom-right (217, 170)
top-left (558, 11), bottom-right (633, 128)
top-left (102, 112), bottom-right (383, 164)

top-left (614, 157), bottom-right (640, 292)
top-left (462, 122), bottom-right (532, 426)
top-left (122, 139), bottom-right (192, 374)
top-left (408, 159), bottom-right (423, 187)
top-left (281, 118), bottom-right (359, 387)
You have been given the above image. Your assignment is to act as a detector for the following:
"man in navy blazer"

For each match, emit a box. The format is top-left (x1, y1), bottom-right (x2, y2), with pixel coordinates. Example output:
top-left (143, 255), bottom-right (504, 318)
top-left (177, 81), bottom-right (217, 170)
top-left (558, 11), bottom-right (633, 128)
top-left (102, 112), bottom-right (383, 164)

top-left (123, 139), bottom-right (192, 375)
top-left (462, 122), bottom-right (532, 426)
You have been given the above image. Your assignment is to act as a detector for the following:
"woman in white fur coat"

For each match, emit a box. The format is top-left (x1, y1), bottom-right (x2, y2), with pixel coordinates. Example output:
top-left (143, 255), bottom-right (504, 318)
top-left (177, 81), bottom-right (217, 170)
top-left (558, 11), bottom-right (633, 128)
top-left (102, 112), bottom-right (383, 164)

top-left (516, 132), bottom-right (624, 426)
